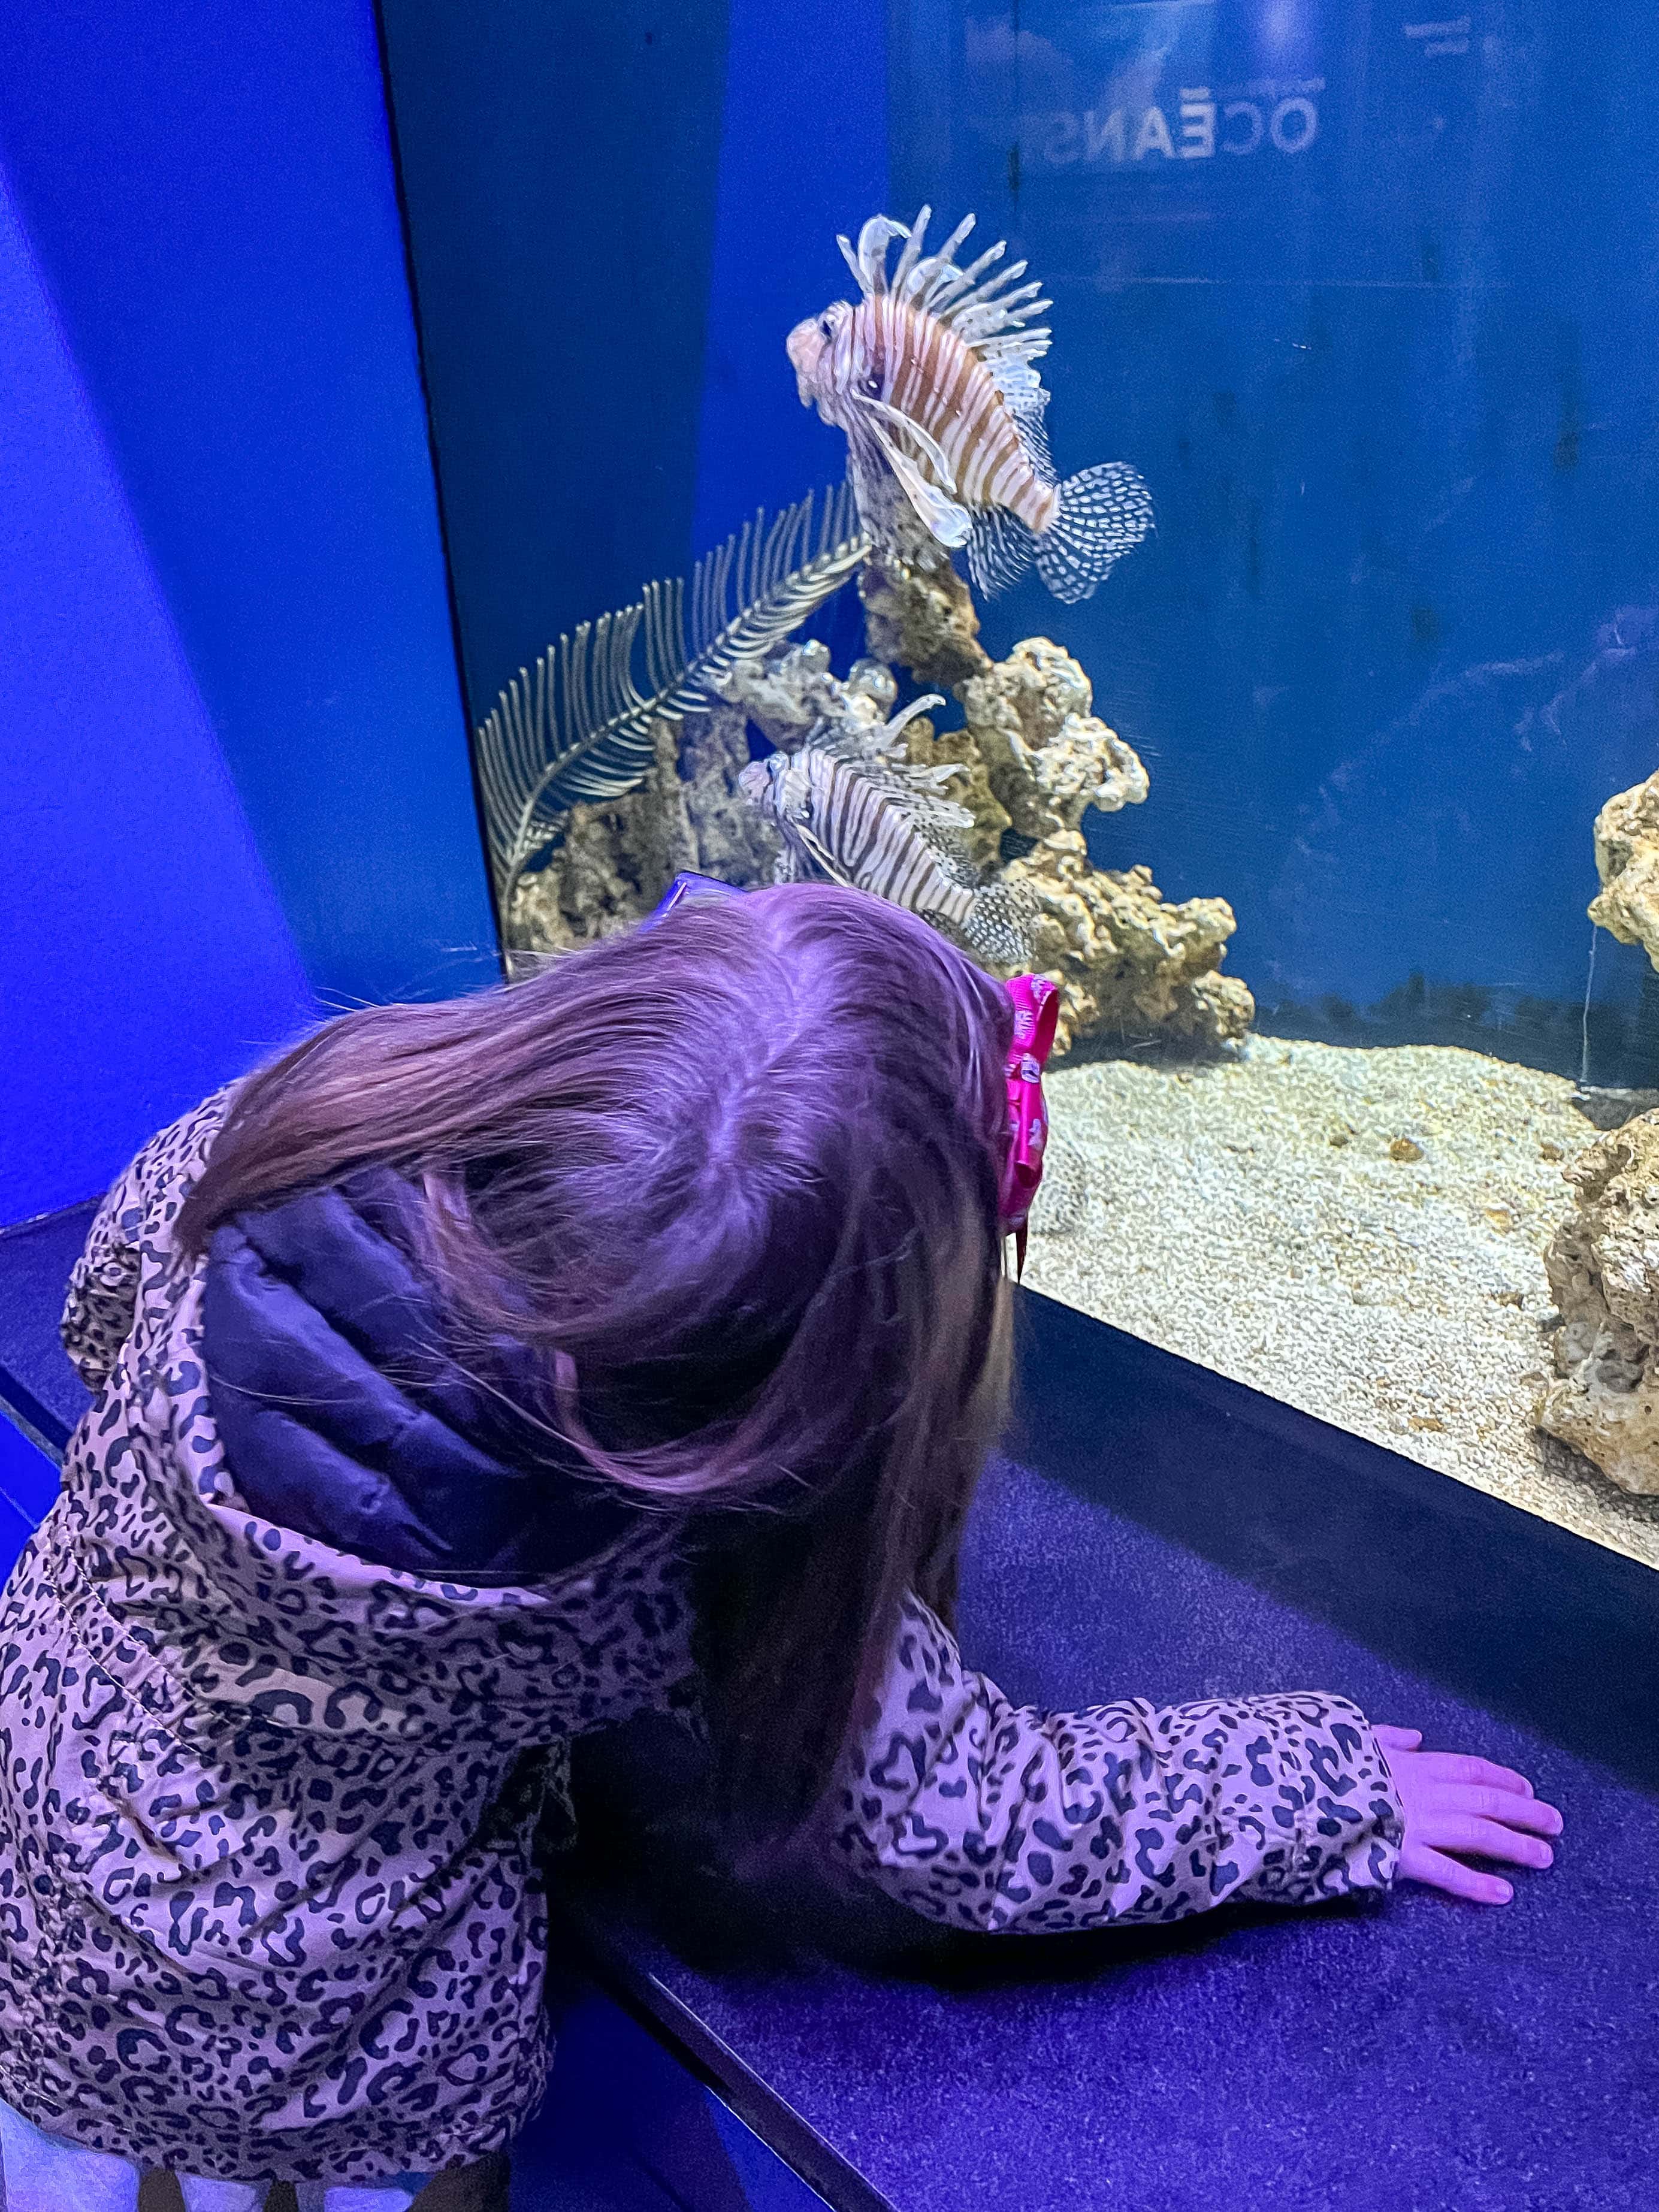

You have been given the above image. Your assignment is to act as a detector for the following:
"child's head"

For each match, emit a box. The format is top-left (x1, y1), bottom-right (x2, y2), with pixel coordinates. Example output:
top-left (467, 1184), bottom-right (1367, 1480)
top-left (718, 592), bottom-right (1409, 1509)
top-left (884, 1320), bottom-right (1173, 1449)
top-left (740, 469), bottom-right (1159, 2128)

top-left (185, 884), bottom-right (1019, 1843)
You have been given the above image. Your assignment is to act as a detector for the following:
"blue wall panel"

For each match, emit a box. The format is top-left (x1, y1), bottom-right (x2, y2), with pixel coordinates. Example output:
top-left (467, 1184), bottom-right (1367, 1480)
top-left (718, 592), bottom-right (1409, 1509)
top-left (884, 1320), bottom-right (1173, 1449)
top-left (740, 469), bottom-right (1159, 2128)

top-left (690, 0), bottom-right (890, 550)
top-left (376, 0), bottom-right (892, 779)
top-left (0, 160), bottom-right (316, 1224)
top-left (0, 0), bottom-right (498, 1022)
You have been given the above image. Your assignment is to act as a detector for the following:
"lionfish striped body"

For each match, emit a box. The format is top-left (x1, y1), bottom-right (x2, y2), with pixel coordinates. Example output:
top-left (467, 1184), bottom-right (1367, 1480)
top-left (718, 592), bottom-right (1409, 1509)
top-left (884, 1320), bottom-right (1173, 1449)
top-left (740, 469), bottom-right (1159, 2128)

top-left (787, 208), bottom-right (1153, 604)
top-left (827, 292), bottom-right (1060, 536)
top-left (738, 747), bottom-right (1035, 966)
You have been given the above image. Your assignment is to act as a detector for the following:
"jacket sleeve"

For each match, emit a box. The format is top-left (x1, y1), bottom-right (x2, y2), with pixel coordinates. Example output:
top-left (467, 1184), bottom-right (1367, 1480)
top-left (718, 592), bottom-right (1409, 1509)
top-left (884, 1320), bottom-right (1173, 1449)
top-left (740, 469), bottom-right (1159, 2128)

top-left (830, 1591), bottom-right (1404, 1934)
top-left (59, 1160), bottom-right (149, 1391)
top-left (60, 1088), bottom-right (239, 1391)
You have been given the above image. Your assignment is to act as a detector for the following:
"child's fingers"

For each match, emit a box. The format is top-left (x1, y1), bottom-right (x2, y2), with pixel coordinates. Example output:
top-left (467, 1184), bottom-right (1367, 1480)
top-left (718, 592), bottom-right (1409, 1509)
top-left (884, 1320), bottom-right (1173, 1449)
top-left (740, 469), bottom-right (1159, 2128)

top-left (1401, 1844), bottom-right (1513, 1906)
top-left (1372, 1724), bottom-right (1422, 1749)
top-left (1420, 1812), bottom-right (1555, 1869)
top-left (1434, 1786), bottom-right (1563, 1838)
top-left (1405, 1750), bottom-right (1536, 1797)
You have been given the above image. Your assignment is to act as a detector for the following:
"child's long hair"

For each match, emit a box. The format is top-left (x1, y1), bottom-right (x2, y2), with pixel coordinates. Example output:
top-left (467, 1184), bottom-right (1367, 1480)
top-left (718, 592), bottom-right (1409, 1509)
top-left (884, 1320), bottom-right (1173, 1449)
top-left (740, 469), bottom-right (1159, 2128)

top-left (178, 885), bottom-right (1014, 1856)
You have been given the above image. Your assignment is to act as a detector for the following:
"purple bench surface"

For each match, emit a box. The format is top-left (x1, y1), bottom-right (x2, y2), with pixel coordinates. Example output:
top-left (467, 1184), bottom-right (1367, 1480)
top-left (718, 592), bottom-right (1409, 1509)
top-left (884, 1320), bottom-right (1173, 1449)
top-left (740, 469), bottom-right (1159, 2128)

top-left (560, 1296), bottom-right (1659, 2212)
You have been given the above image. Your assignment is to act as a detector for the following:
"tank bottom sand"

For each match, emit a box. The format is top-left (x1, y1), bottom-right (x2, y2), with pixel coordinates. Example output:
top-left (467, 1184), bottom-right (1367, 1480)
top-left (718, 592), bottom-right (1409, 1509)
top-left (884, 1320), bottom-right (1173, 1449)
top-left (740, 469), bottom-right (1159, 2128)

top-left (1023, 1036), bottom-right (1659, 1574)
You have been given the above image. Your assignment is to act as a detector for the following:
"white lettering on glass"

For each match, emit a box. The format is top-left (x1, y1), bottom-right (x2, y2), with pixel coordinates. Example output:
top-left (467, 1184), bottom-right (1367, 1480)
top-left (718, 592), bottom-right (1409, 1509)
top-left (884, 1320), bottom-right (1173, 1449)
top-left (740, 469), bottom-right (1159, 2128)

top-left (1133, 105), bottom-right (1175, 160)
top-left (1179, 94), bottom-right (1217, 158)
top-left (1268, 95), bottom-right (1318, 151)
top-left (1220, 99), bottom-right (1264, 153)
top-left (1084, 107), bottom-right (1126, 163)
top-left (1044, 110), bottom-right (1081, 164)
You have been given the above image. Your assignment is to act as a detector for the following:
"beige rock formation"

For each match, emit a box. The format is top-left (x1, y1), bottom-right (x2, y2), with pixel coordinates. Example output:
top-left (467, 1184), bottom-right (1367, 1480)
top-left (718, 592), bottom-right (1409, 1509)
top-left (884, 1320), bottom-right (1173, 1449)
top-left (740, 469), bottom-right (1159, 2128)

top-left (959, 637), bottom-right (1150, 839)
top-left (1537, 1111), bottom-right (1659, 1492)
top-left (509, 705), bottom-right (780, 957)
top-left (852, 527), bottom-right (1254, 1050)
top-left (864, 550), bottom-right (1252, 1054)
top-left (1003, 845), bottom-right (1253, 1058)
top-left (712, 642), bottom-right (898, 753)
top-left (1590, 772), bottom-right (1659, 968)
top-left (857, 501), bottom-right (992, 692)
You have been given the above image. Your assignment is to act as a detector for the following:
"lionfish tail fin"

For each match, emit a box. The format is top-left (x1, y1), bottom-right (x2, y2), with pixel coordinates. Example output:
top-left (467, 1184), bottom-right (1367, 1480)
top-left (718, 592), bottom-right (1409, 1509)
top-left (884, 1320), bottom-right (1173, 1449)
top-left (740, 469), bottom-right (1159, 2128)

top-left (963, 877), bottom-right (1039, 966)
top-left (1034, 462), bottom-right (1155, 604)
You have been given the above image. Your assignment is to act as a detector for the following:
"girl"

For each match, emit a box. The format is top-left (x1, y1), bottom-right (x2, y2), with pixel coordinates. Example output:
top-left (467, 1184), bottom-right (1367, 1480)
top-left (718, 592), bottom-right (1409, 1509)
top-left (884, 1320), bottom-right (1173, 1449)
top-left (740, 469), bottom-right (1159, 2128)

top-left (0, 884), bottom-right (1561, 2211)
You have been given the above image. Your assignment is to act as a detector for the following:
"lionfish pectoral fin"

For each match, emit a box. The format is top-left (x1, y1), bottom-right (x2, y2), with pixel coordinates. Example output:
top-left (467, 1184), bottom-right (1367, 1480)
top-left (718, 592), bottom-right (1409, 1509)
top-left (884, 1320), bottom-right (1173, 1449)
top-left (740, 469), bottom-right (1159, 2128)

top-left (963, 878), bottom-right (1039, 967)
top-left (966, 507), bottom-right (1037, 597)
top-left (1002, 385), bottom-right (1057, 486)
top-left (795, 820), bottom-right (857, 887)
top-left (860, 412), bottom-right (972, 548)
top-left (859, 397), bottom-right (959, 489)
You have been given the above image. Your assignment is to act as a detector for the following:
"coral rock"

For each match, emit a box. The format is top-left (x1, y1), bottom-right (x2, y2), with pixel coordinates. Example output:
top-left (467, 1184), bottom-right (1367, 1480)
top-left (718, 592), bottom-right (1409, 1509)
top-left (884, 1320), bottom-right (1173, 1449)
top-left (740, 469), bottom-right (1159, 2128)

top-left (858, 500), bottom-right (992, 692)
top-left (507, 515), bottom-right (1252, 1069)
top-left (960, 637), bottom-right (1149, 839)
top-left (1002, 841), bottom-right (1254, 1057)
top-left (857, 540), bottom-right (1251, 1055)
top-left (714, 642), bottom-right (897, 752)
top-left (1590, 771), bottom-right (1659, 969)
top-left (680, 704), bottom-right (785, 887)
top-left (1537, 1111), bottom-right (1659, 1492)
top-left (509, 705), bottom-right (779, 956)
top-left (886, 705), bottom-right (1011, 878)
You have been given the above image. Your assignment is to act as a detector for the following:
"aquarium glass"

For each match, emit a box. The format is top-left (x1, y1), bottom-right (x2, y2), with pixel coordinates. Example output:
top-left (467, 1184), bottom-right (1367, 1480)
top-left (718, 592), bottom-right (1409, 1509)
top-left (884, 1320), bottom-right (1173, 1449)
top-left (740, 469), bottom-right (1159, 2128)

top-left (377, 0), bottom-right (1659, 1565)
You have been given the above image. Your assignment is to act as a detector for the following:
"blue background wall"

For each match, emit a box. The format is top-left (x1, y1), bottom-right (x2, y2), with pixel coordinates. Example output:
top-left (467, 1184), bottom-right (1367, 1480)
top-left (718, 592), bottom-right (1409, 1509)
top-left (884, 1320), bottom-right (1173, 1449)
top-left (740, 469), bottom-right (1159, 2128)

top-left (881, 0), bottom-right (1659, 1073)
top-left (377, 0), bottom-right (734, 736)
top-left (13, 0), bottom-right (1659, 1236)
top-left (689, 5), bottom-right (891, 561)
top-left (376, 0), bottom-right (890, 739)
top-left (0, 0), bottom-right (498, 1227)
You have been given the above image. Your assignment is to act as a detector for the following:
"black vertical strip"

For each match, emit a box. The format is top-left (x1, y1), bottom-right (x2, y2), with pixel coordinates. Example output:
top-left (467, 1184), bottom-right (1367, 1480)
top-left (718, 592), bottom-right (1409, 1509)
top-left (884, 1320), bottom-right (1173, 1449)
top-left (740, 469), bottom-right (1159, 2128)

top-left (367, 0), bottom-right (507, 977)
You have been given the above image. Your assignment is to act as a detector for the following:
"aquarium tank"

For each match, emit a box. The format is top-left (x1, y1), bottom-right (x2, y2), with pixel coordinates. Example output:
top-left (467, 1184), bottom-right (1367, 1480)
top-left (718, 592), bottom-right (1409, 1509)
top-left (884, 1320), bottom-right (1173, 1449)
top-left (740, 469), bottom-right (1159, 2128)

top-left (376, 0), bottom-right (1659, 1569)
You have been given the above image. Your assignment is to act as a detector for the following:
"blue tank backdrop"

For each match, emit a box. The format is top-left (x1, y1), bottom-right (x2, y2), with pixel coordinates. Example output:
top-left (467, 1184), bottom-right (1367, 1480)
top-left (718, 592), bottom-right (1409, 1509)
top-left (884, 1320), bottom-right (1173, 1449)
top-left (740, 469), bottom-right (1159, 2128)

top-left (376, 0), bottom-right (732, 742)
top-left (376, 0), bottom-right (889, 746)
top-left (377, 0), bottom-right (1659, 1082)
top-left (0, 0), bottom-right (498, 1020)
top-left (886, 0), bottom-right (1659, 1077)
top-left (690, 1), bottom-right (890, 553)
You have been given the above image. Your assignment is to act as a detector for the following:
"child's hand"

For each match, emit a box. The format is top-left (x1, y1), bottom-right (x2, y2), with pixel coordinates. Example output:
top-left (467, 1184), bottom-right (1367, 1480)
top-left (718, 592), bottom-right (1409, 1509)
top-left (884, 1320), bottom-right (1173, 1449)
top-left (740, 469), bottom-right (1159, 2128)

top-left (1373, 1724), bottom-right (1564, 1905)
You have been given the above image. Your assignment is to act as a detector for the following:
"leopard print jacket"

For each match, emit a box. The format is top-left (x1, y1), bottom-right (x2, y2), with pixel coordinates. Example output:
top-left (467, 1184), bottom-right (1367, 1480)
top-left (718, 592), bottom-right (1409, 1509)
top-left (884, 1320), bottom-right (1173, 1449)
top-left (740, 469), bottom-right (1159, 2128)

top-left (0, 1095), bottom-right (1404, 2183)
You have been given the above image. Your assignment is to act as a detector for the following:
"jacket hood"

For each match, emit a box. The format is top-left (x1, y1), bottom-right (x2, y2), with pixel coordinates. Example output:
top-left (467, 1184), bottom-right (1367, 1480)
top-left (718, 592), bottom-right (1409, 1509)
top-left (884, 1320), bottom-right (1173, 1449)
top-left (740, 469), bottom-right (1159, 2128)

top-left (202, 1168), bottom-right (638, 1582)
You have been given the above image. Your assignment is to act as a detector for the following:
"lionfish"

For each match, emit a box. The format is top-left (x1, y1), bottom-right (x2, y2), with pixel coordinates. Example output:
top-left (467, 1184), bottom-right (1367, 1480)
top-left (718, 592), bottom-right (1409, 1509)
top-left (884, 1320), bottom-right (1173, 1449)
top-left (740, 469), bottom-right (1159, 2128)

top-left (787, 207), bottom-right (1153, 604)
top-left (738, 719), bottom-right (1037, 965)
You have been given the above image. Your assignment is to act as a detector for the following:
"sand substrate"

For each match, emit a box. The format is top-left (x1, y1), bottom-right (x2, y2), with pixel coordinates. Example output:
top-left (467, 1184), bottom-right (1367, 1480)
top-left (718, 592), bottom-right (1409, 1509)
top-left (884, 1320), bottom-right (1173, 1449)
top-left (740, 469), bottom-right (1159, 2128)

top-left (1023, 1035), bottom-right (1659, 1573)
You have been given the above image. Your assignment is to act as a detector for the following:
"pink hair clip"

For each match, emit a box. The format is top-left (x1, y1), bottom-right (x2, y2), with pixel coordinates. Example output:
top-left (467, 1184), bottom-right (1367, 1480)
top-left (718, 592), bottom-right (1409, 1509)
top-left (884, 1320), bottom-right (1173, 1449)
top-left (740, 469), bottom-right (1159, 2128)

top-left (1000, 975), bottom-right (1060, 1276)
